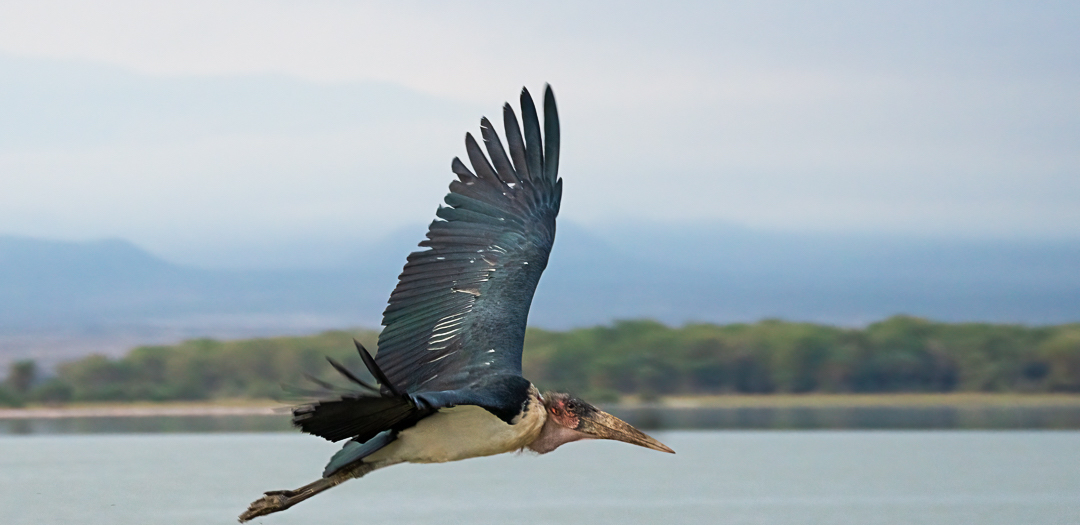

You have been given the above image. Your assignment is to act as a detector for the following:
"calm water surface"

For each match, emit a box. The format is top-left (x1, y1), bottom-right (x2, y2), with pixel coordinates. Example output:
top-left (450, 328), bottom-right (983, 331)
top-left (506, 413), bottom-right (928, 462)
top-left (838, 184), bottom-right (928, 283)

top-left (5, 405), bottom-right (1080, 435)
top-left (1, 431), bottom-right (1077, 525)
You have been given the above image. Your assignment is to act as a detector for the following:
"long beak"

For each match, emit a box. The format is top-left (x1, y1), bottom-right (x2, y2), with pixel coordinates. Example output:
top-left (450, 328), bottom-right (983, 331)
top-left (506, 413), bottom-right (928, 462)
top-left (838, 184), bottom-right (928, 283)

top-left (577, 409), bottom-right (675, 454)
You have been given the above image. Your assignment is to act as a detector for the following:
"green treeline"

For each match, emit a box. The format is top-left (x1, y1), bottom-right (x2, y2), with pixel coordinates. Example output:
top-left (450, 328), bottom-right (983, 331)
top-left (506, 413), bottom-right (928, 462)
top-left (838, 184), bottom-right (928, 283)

top-left (0, 330), bottom-right (381, 406)
top-left (3, 316), bottom-right (1080, 406)
top-left (524, 317), bottom-right (1080, 400)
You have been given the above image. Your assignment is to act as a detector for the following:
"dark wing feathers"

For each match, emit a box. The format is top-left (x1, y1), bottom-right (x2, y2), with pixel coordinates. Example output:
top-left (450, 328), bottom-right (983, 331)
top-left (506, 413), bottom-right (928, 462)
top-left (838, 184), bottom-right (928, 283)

top-left (354, 339), bottom-right (400, 396)
top-left (451, 157), bottom-right (476, 179)
top-left (480, 117), bottom-right (519, 185)
top-left (520, 88), bottom-right (544, 181)
top-left (543, 87), bottom-right (560, 184)
top-left (325, 357), bottom-right (378, 392)
top-left (373, 85), bottom-right (561, 393)
top-left (502, 104), bottom-right (530, 180)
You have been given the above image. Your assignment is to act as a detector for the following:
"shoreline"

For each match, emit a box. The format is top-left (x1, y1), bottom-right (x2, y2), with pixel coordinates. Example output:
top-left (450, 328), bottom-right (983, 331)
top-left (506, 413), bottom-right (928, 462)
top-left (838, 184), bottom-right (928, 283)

top-left (3, 393), bottom-right (1080, 419)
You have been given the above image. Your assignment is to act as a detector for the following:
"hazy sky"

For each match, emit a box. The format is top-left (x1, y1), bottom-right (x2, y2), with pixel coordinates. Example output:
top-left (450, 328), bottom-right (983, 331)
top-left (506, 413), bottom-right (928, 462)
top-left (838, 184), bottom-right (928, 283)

top-left (1, 1), bottom-right (1077, 267)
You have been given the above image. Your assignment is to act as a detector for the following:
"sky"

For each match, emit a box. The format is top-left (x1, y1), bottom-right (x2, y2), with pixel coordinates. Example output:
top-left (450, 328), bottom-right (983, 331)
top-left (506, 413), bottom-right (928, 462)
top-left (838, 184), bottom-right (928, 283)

top-left (1, 1), bottom-right (1078, 268)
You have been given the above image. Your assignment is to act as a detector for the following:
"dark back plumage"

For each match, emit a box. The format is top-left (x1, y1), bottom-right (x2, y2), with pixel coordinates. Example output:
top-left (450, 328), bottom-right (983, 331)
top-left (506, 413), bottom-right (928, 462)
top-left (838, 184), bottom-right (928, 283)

top-left (373, 86), bottom-right (562, 393)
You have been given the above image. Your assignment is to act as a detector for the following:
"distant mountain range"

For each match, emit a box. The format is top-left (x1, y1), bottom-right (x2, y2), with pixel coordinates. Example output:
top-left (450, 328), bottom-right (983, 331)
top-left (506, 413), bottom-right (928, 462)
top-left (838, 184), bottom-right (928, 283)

top-left (2, 224), bottom-right (1078, 366)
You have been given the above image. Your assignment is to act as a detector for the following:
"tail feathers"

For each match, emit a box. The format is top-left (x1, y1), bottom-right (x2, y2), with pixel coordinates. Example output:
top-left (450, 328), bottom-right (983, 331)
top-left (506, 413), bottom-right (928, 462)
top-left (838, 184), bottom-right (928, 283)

top-left (292, 394), bottom-right (418, 443)
top-left (323, 430), bottom-right (397, 477)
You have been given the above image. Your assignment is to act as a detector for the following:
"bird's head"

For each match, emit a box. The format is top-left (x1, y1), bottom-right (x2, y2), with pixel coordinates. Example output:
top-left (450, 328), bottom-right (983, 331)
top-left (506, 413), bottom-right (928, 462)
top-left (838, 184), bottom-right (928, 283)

top-left (527, 392), bottom-right (674, 454)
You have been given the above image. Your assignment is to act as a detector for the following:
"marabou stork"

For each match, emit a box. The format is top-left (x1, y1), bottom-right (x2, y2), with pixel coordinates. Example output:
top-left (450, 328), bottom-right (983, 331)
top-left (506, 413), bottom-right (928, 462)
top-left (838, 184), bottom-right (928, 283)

top-left (239, 85), bottom-right (674, 522)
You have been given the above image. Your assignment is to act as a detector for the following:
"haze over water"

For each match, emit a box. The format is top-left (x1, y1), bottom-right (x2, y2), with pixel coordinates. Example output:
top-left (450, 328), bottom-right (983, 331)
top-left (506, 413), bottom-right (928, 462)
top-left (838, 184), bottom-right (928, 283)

top-left (2, 431), bottom-right (1077, 525)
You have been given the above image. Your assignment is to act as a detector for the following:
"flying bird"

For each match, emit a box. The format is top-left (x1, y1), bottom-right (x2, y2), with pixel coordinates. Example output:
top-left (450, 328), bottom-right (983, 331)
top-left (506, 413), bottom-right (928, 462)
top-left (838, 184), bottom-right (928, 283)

top-left (239, 85), bottom-right (674, 522)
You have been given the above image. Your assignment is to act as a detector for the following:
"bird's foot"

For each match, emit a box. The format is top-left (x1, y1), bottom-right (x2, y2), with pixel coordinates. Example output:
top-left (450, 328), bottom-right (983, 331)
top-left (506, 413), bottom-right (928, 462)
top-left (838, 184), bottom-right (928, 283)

top-left (237, 465), bottom-right (373, 522)
top-left (238, 490), bottom-right (295, 522)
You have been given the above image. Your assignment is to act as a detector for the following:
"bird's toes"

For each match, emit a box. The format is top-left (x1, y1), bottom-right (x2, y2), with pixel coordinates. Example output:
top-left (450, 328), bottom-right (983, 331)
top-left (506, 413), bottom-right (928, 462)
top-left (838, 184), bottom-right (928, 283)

top-left (238, 493), bottom-right (289, 522)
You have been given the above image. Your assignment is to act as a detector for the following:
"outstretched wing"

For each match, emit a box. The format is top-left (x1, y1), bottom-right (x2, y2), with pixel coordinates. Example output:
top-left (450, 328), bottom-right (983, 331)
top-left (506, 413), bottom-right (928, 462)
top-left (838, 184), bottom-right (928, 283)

top-left (374, 86), bottom-right (561, 393)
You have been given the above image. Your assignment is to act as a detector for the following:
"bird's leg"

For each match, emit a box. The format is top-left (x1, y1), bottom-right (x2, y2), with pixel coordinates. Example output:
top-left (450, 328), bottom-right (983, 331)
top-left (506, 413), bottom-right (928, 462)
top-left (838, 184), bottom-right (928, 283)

top-left (238, 462), bottom-right (377, 522)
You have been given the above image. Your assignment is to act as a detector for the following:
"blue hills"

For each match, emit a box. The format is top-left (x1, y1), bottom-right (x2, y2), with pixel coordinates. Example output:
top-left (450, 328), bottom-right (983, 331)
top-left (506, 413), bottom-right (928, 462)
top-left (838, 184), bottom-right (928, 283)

top-left (2, 224), bottom-right (1078, 365)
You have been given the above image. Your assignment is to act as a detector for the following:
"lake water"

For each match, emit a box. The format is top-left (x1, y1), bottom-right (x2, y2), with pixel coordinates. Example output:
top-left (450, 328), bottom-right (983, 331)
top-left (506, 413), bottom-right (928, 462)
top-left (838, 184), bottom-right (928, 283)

top-left (1, 431), bottom-right (1077, 525)
top-left (4, 405), bottom-right (1080, 435)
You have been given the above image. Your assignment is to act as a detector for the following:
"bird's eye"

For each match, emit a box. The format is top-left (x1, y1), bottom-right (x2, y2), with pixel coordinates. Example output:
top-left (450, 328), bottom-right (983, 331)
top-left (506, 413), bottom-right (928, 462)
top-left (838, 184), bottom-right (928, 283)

top-left (566, 401), bottom-right (576, 410)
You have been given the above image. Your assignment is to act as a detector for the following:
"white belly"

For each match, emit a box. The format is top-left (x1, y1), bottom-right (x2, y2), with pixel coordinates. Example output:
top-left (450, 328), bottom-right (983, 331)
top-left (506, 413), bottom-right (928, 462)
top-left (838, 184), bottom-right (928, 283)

top-left (368, 388), bottom-right (546, 464)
